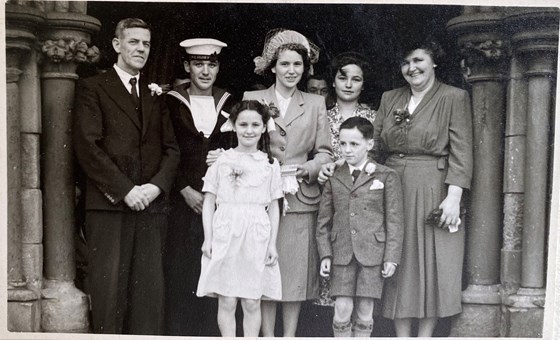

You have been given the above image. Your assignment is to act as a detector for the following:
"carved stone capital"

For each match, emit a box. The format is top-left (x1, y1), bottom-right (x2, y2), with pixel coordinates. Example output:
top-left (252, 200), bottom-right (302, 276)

top-left (447, 11), bottom-right (507, 82)
top-left (461, 39), bottom-right (507, 62)
top-left (40, 38), bottom-right (100, 65)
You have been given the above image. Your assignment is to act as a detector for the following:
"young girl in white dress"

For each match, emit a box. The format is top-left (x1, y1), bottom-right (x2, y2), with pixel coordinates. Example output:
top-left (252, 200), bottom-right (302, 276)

top-left (196, 100), bottom-right (283, 336)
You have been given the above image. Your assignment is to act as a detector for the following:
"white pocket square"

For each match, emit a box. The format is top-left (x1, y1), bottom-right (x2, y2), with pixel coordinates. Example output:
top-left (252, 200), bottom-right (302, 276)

top-left (369, 179), bottom-right (384, 190)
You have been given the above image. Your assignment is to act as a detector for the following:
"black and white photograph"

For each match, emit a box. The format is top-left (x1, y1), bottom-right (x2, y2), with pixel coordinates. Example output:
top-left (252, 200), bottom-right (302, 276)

top-left (2, 0), bottom-right (560, 339)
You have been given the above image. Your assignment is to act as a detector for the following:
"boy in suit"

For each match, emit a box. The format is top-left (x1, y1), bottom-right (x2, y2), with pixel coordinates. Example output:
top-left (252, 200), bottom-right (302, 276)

top-left (73, 18), bottom-right (179, 334)
top-left (316, 117), bottom-right (404, 337)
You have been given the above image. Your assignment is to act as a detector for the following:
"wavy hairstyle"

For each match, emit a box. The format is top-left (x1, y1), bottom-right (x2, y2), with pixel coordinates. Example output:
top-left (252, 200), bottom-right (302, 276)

top-left (400, 39), bottom-right (446, 66)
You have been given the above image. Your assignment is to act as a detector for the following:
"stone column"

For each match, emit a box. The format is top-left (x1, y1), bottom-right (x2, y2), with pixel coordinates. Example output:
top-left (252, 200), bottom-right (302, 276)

top-left (501, 55), bottom-right (526, 298)
top-left (5, 3), bottom-right (44, 332)
top-left (38, 8), bottom-right (101, 333)
top-left (503, 8), bottom-right (558, 337)
top-left (447, 7), bottom-right (506, 337)
top-left (21, 48), bottom-right (45, 295)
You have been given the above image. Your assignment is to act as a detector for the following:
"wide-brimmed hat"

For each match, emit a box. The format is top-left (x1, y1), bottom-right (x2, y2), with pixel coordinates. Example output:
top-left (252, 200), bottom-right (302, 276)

top-left (253, 28), bottom-right (320, 75)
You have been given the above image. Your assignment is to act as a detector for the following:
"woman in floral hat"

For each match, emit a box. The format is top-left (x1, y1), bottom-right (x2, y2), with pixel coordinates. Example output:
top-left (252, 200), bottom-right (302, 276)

top-left (243, 28), bottom-right (333, 337)
top-left (374, 40), bottom-right (473, 337)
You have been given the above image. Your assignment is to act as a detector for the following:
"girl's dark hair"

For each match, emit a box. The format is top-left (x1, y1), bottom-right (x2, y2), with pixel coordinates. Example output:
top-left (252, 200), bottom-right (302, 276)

top-left (339, 116), bottom-right (374, 139)
top-left (330, 52), bottom-right (372, 84)
top-left (329, 52), bottom-right (372, 108)
top-left (266, 43), bottom-right (312, 85)
top-left (230, 100), bottom-right (275, 164)
top-left (400, 39), bottom-right (446, 66)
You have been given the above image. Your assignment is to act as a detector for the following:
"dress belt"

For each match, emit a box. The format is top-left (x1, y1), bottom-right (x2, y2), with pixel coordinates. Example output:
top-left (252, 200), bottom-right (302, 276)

top-left (387, 153), bottom-right (448, 170)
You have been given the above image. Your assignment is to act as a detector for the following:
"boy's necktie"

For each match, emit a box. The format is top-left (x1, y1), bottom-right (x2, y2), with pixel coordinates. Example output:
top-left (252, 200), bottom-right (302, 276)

top-left (352, 169), bottom-right (361, 183)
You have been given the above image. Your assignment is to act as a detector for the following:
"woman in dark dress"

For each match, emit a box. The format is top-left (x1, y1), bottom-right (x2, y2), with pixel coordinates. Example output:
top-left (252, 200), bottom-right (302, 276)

top-left (374, 40), bottom-right (473, 337)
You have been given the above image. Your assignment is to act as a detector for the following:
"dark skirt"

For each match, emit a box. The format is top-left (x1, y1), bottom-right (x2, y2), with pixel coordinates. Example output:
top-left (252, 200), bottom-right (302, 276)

top-left (382, 154), bottom-right (464, 319)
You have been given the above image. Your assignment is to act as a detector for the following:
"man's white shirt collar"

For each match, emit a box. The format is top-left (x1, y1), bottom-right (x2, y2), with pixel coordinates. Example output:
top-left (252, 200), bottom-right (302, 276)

top-left (113, 64), bottom-right (139, 94)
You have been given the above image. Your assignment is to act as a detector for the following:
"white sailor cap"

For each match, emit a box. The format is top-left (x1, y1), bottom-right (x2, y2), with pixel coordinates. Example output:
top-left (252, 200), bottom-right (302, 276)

top-left (180, 38), bottom-right (227, 61)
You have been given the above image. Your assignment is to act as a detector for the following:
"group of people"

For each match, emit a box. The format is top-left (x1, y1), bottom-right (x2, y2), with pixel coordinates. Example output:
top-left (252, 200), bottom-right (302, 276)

top-left (73, 17), bottom-right (473, 337)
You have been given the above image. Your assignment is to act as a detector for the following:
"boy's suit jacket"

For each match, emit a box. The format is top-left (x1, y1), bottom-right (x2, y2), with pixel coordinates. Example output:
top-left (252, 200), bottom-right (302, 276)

top-left (243, 85), bottom-right (333, 212)
top-left (73, 69), bottom-right (179, 213)
top-left (316, 161), bottom-right (404, 266)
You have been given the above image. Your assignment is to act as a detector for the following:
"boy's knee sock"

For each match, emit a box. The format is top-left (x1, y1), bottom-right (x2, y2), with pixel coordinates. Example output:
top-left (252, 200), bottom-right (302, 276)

top-left (332, 319), bottom-right (352, 337)
top-left (352, 317), bottom-right (373, 337)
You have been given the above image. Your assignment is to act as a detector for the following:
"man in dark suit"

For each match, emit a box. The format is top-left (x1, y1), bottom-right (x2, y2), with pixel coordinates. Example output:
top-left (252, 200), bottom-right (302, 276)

top-left (163, 38), bottom-right (236, 336)
top-left (73, 18), bottom-right (179, 335)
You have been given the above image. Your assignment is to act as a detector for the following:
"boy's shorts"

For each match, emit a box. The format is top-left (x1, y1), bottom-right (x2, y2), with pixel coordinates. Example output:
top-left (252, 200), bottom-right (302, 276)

top-left (330, 256), bottom-right (382, 299)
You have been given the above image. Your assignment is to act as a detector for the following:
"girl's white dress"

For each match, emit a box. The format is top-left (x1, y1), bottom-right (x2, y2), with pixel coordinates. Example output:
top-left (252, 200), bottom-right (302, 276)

top-left (196, 149), bottom-right (283, 300)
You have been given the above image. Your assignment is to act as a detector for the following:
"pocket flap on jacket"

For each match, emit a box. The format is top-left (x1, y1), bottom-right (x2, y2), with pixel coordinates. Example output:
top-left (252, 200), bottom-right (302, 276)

top-left (296, 181), bottom-right (322, 205)
top-left (374, 231), bottom-right (386, 242)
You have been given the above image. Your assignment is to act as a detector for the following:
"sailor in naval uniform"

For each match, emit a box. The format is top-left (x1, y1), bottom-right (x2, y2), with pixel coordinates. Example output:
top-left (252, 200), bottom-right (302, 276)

top-left (164, 38), bottom-right (237, 336)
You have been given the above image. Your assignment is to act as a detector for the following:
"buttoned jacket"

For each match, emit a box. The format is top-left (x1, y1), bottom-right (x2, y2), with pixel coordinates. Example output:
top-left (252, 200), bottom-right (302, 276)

top-left (73, 69), bottom-right (180, 213)
top-left (316, 161), bottom-right (404, 266)
top-left (243, 85), bottom-right (333, 212)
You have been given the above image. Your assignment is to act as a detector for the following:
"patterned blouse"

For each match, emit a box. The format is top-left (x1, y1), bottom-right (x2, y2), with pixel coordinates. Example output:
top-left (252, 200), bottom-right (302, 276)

top-left (327, 103), bottom-right (377, 159)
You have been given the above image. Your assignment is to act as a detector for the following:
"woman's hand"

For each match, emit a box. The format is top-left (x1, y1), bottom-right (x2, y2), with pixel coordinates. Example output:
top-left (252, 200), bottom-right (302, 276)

top-left (201, 239), bottom-right (212, 259)
top-left (295, 165), bottom-right (309, 181)
top-left (265, 244), bottom-right (278, 266)
top-left (206, 148), bottom-right (224, 167)
top-left (320, 258), bottom-right (331, 277)
top-left (438, 185), bottom-right (463, 228)
top-left (318, 162), bottom-right (336, 185)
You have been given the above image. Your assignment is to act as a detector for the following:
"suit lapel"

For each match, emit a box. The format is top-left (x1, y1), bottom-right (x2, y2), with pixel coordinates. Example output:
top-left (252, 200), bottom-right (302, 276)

top-left (139, 75), bottom-right (155, 137)
top-left (333, 162), bottom-right (353, 191)
top-left (102, 69), bottom-right (141, 130)
top-left (408, 80), bottom-right (441, 118)
top-left (352, 171), bottom-right (371, 191)
top-left (283, 89), bottom-right (305, 127)
top-left (264, 85), bottom-right (287, 132)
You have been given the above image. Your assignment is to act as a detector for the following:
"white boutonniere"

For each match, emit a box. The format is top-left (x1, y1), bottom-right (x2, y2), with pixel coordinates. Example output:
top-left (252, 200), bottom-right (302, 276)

top-left (369, 179), bottom-right (384, 190)
top-left (364, 162), bottom-right (376, 176)
top-left (148, 83), bottom-right (163, 96)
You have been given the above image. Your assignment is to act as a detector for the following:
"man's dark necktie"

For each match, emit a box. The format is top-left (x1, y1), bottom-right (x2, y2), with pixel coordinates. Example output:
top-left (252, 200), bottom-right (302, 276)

top-left (129, 77), bottom-right (140, 108)
top-left (129, 77), bottom-right (142, 124)
top-left (352, 169), bottom-right (361, 183)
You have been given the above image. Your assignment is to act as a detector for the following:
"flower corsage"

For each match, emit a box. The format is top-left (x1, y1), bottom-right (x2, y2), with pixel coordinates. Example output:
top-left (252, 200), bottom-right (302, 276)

top-left (260, 99), bottom-right (278, 132)
top-left (148, 83), bottom-right (164, 96)
top-left (364, 162), bottom-right (376, 175)
top-left (228, 167), bottom-right (244, 187)
top-left (393, 108), bottom-right (410, 125)
top-left (263, 100), bottom-right (280, 119)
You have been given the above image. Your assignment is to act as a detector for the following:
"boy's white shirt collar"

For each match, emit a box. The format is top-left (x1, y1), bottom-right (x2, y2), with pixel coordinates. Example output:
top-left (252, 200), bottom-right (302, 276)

top-left (348, 159), bottom-right (368, 174)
